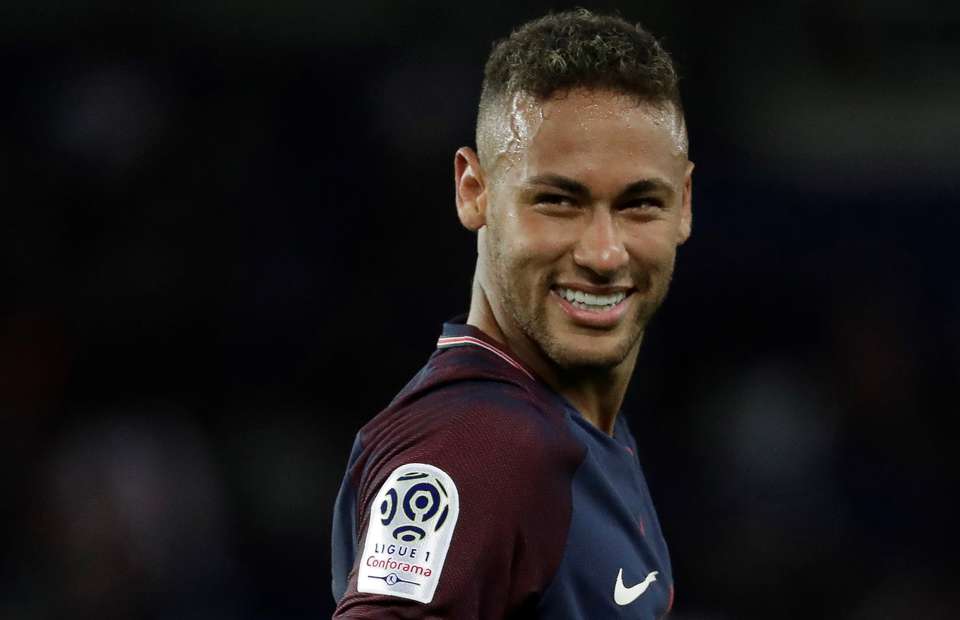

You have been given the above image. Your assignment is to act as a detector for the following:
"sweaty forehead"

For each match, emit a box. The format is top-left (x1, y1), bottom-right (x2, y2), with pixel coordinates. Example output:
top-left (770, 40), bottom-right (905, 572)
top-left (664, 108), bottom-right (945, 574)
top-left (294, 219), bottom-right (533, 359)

top-left (482, 89), bottom-right (687, 178)
top-left (483, 89), bottom-right (687, 186)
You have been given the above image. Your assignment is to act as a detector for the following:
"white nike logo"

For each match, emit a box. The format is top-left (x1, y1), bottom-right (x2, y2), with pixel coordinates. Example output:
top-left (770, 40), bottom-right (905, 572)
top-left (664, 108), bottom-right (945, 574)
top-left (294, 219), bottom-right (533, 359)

top-left (613, 569), bottom-right (658, 606)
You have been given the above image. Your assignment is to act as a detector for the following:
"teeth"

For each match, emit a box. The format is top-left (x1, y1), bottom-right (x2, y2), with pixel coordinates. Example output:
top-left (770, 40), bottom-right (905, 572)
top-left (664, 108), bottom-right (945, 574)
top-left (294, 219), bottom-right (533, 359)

top-left (556, 287), bottom-right (626, 309)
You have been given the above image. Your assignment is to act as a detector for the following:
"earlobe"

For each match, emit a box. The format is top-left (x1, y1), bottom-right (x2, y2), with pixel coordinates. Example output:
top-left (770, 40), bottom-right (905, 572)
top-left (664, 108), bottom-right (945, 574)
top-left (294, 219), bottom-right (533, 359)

top-left (454, 147), bottom-right (487, 231)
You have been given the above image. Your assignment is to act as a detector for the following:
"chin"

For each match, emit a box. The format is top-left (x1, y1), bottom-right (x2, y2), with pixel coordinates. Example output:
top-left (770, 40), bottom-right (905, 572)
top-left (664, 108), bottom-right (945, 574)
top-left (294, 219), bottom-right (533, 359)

top-left (542, 332), bottom-right (637, 371)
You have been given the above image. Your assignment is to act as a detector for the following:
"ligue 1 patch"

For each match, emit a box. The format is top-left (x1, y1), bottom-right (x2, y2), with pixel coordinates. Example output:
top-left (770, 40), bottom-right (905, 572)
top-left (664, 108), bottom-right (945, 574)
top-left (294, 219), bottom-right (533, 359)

top-left (357, 463), bottom-right (460, 603)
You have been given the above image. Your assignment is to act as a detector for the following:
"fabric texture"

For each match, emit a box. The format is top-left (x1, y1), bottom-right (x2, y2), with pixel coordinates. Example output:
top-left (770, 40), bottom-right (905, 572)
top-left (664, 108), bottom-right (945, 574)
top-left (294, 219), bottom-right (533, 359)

top-left (331, 318), bottom-right (672, 619)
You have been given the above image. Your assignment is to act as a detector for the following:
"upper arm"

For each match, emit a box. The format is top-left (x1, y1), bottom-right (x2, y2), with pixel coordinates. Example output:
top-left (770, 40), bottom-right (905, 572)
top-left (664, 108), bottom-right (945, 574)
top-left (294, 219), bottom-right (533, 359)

top-left (333, 382), bottom-right (579, 619)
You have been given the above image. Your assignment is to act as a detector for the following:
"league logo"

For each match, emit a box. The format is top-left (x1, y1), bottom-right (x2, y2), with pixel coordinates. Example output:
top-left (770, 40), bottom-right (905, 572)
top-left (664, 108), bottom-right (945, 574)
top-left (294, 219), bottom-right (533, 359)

top-left (378, 470), bottom-right (452, 542)
top-left (358, 463), bottom-right (460, 604)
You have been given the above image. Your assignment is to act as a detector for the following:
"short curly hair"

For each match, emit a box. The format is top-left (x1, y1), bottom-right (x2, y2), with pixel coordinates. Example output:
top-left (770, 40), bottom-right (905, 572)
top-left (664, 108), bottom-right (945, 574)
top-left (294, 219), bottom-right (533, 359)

top-left (477, 9), bottom-right (685, 165)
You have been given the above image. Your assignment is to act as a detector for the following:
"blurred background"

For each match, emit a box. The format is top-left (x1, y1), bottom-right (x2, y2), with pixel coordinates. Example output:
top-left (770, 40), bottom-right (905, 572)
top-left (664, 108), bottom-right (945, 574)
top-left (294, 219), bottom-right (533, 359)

top-left (2, 1), bottom-right (958, 618)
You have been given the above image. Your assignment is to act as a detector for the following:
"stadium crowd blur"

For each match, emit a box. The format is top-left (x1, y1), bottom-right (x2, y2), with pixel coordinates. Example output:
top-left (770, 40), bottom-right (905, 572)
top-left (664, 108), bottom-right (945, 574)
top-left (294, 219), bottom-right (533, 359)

top-left (2, 2), bottom-right (958, 618)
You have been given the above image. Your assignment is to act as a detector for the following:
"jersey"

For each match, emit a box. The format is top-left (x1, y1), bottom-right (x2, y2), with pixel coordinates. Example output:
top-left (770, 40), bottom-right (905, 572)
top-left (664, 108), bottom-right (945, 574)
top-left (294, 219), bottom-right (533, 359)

top-left (331, 318), bottom-right (674, 619)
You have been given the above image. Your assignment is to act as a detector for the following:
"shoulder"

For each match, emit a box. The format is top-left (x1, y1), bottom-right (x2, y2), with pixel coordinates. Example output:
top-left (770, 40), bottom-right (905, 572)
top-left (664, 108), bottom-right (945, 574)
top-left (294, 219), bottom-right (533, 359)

top-left (334, 375), bottom-right (585, 615)
top-left (359, 377), bottom-right (578, 479)
top-left (348, 374), bottom-right (586, 525)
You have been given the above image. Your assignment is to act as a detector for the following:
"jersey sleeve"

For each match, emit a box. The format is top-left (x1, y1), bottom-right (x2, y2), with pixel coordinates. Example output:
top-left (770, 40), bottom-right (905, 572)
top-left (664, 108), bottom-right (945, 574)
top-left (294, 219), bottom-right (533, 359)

top-left (332, 380), bottom-right (581, 619)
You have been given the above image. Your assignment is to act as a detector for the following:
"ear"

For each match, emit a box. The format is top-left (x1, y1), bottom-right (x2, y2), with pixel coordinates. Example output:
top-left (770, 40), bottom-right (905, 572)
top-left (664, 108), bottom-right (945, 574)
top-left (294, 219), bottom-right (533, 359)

top-left (677, 160), bottom-right (693, 245)
top-left (455, 147), bottom-right (488, 231)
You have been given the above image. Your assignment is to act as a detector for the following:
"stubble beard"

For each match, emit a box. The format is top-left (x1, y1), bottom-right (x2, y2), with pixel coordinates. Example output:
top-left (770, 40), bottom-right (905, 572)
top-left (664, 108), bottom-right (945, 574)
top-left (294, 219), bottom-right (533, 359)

top-left (487, 235), bottom-right (675, 372)
top-left (514, 286), bottom-right (661, 372)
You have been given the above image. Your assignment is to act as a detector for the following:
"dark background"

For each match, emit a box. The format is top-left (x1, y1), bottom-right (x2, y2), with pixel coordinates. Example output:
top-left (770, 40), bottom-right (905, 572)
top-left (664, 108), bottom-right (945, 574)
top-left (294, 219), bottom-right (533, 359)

top-left (2, 1), bottom-right (958, 618)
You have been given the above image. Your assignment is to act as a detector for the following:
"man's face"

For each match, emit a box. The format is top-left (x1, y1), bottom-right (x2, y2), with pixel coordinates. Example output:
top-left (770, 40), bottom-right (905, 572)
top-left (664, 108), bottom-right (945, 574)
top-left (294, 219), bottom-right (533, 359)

top-left (478, 89), bottom-right (692, 370)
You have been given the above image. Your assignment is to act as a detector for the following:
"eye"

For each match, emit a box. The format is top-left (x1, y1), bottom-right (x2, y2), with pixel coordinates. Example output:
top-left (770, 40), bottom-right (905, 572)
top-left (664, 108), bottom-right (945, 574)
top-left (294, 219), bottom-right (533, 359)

top-left (620, 197), bottom-right (664, 215)
top-left (532, 193), bottom-right (581, 218)
top-left (534, 193), bottom-right (576, 207)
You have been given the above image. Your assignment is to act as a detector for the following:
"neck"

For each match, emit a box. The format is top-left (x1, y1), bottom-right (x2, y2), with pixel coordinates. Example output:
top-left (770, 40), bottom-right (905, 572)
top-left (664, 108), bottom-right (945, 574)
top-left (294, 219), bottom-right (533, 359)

top-left (466, 276), bottom-right (639, 435)
top-left (550, 350), bottom-right (640, 435)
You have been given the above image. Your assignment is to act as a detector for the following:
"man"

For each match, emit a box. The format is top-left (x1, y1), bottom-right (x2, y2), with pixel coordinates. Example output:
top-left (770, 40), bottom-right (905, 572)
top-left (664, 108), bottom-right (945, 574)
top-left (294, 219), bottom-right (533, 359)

top-left (332, 9), bottom-right (692, 618)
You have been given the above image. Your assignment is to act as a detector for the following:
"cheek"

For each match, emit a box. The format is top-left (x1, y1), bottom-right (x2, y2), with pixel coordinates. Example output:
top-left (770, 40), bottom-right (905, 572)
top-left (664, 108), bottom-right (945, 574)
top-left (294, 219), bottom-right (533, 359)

top-left (625, 225), bottom-right (678, 268)
top-left (503, 211), bottom-right (571, 265)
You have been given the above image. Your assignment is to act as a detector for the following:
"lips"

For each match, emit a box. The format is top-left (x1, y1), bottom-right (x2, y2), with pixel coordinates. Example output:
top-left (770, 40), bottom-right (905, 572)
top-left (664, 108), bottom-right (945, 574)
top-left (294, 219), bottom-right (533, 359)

top-left (554, 286), bottom-right (627, 310)
top-left (550, 285), bottom-right (632, 327)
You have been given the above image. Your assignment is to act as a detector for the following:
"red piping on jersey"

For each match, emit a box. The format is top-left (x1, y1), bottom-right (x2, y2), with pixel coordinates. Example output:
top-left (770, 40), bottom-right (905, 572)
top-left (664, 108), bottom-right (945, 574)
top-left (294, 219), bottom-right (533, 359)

top-left (436, 336), bottom-right (535, 381)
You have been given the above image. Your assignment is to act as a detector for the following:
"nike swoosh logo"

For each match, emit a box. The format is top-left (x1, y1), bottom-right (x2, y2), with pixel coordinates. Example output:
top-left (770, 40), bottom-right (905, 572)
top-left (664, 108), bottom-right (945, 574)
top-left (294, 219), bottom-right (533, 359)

top-left (614, 569), bottom-right (658, 606)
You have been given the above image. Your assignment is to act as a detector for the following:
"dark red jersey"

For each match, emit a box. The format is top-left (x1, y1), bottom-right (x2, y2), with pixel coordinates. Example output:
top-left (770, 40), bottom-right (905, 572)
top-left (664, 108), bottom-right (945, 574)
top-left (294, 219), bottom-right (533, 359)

top-left (331, 318), bottom-right (673, 619)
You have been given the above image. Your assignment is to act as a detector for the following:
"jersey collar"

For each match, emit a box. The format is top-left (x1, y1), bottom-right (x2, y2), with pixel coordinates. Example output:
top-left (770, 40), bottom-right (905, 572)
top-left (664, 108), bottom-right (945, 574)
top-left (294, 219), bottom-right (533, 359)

top-left (437, 316), bottom-right (536, 381)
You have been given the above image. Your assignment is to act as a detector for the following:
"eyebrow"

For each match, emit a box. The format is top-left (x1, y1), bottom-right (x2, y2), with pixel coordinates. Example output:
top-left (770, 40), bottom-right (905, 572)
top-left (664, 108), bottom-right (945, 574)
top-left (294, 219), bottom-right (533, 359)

top-left (524, 173), bottom-right (676, 200)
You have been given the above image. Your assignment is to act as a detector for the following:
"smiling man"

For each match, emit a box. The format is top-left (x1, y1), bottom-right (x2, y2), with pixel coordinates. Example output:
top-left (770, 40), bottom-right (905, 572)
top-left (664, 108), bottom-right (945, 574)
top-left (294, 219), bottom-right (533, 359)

top-left (332, 10), bottom-right (691, 619)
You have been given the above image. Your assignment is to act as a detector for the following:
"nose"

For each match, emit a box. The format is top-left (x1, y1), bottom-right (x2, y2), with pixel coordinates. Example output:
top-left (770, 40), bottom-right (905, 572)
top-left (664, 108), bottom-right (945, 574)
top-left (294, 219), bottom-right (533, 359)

top-left (572, 208), bottom-right (628, 277)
